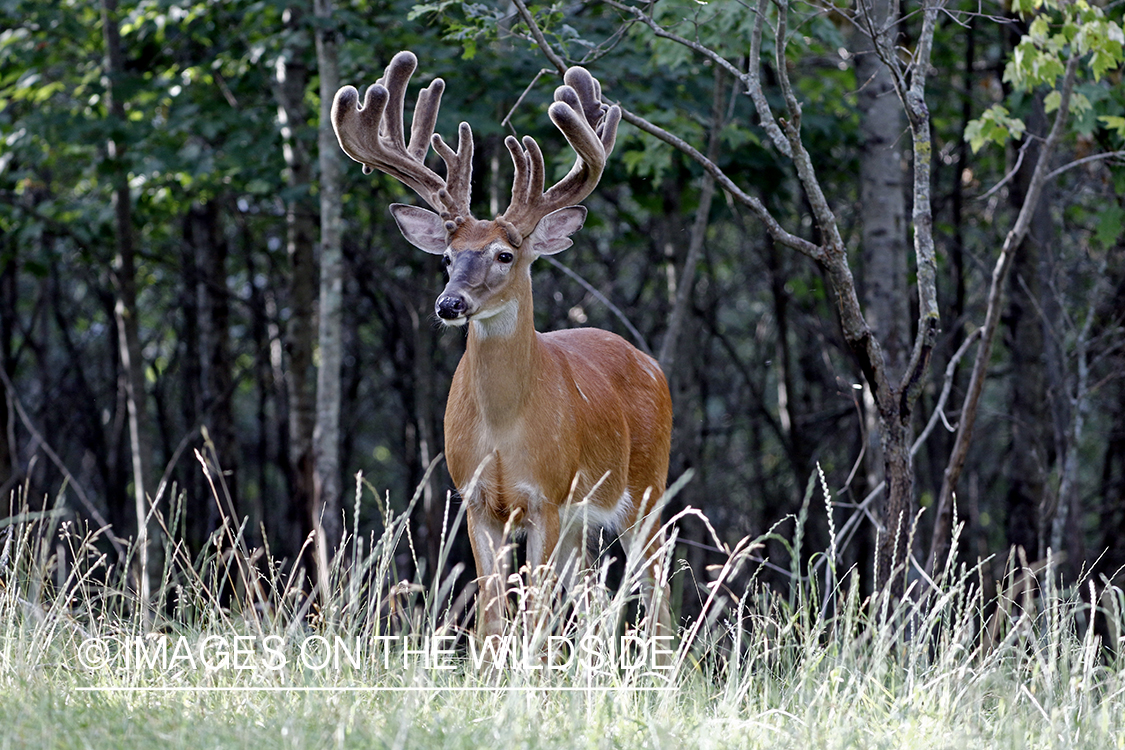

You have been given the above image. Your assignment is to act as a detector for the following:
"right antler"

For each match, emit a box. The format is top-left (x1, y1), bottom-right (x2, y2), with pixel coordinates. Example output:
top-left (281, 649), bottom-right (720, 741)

top-left (331, 51), bottom-right (474, 232)
top-left (497, 66), bottom-right (621, 246)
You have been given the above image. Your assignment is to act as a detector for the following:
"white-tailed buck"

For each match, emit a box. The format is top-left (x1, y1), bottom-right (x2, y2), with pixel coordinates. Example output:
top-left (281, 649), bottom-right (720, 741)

top-left (332, 51), bottom-right (673, 639)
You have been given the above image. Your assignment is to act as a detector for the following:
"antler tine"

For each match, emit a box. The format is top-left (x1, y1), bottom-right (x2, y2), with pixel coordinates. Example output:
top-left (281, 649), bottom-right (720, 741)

top-left (332, 50), bottom-right (475, 227)
top-left (407, 75), bottom-right (444, 162)
top-left (503, 135), bottom-right (545, 212)
top-left (498, 67), bottom-right (620, 244)
top-left (562, 67), bottom-right (607, 134)
top-left (565, 67), bottom-right (620, 155)
top-left (541, 100), bottom-right (607, 199)
top-left (379, 53), bottom-right (415, 154)
top-left (432, 122), bottom-right (474, 230)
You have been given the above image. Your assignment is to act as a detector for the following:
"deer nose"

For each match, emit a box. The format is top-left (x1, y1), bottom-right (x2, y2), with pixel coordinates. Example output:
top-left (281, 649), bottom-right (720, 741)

top-left (436, 294), bottom-right (468, 320)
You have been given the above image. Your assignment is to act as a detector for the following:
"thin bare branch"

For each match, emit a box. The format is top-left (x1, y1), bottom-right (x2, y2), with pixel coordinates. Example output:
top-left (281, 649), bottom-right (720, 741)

top-left (1043, 149), bottom-right (1125, 182)
top-left (615, 107), bottom-right (823, 258)
top-left (511, 0), bottom-right (567, 75)
top-left (979, 136), bottom-right (1033, 201)
top-left (853, 0), bottom-right (909, 100)
top-left (898, 0), bottom-right (944, 411)
top-left (604, 0), bottom-right (791, 155)
top-left (771, 0), bottom-right (847, 262)
top-left (914, 328), bottom-right (982, 451)
top-left (542, 256), bottom-right (653, 357)
top-left (500, 68), bottom-right (552, 133)
top-left (749, 0), bottom-right (792, 156)
top-left (770, 0), bottom-right (888, 404)
top-left (773, 0), bottom-right (802, 138)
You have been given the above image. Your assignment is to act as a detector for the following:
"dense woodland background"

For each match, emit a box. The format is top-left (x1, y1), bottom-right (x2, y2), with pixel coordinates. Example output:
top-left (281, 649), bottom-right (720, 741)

top-left (1, 0), bottom-right (1123, 615)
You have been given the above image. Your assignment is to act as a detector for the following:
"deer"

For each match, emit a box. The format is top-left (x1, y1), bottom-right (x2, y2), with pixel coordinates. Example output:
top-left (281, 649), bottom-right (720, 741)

top-left (332, 51), bottom-right (673, 644)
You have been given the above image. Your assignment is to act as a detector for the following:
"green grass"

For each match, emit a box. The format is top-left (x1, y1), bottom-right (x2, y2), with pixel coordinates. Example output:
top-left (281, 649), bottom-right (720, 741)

top-left (1, 470), bottom-right (1124, 749)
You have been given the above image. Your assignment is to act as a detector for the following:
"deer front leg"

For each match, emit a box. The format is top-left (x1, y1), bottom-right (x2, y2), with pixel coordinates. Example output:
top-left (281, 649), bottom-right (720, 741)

top-left (467, 506), bottom-right (510, 639)
top-left (524, 503), bottom-right (561, 638)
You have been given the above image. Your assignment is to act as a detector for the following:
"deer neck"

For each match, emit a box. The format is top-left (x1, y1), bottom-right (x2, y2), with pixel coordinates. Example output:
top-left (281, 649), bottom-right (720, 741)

top-left (463, 271), bottom-right (541, 427)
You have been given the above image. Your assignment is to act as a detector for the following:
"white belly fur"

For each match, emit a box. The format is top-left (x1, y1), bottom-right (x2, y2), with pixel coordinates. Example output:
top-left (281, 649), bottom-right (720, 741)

top-left (558, 489), bottom-right (634, 537)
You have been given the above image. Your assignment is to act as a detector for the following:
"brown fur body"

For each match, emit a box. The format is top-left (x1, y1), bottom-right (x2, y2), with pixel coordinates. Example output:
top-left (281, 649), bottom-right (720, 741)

top-left (437, 223), bottom-right (673, 637)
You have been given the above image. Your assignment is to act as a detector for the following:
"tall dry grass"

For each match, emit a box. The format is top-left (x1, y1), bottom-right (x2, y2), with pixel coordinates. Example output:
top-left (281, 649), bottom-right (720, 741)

top-left (1, 457), bottom-right (1123, 748)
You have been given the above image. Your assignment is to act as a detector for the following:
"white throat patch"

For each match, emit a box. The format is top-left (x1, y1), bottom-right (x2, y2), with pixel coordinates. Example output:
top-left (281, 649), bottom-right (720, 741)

top-left (471, 298), bottom-right (519, 339)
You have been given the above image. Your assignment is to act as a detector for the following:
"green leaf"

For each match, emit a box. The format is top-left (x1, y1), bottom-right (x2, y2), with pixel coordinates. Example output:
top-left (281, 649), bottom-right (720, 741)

top-left (1098, 115), bottom-right (1125, 138)
top-left (1070, 91), bottom-right (1092, 116)
top-left (965, 105), bottom-right (1026, 152)
top-left (1090, 49), bottom-right (1118, 81)
top-left (1029, 16), bottom-right (1051, 43)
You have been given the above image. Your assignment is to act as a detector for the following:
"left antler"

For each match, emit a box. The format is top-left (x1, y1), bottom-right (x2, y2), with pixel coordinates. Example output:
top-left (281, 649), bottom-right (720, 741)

top-left (497, 67), bottom-right (621, 246)
top-left (331, 51), bottom-right (475, 231)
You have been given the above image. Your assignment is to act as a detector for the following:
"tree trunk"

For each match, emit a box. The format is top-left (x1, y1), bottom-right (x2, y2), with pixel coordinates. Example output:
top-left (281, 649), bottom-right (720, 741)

top-left (101, 0), bottom-right (160, 604)
top-left (861, 0), bottom-right (941, 596)
top-left (0, 255), bottom-right (15, 498)
top-left (409, 304), bottom-right (443, 570)
top-left (243, 230), bottom-right (275, 556)
top-left (1097, 379), bottom-right (1125, 579)
top-left (877, 415), bottom-right (913, 591)
top-left (179, 210), bottom-right (204, 550)
top-left (188, 202), bottom-right (243, 542)
top-left (313, 0), bottom-right (343, 559)
top-left (1004, 99), bottom-right (1052, 563)
top-left (658, 66), bottom-right (723, 380)
top-left (658, 70), bottom-right (724, 535)
top-left (855, 0), bottom-right (908, 504)
top-left (275, 5), bottom-right (317, 574)
top-left (1095, 260), bottom-right (1125, 579)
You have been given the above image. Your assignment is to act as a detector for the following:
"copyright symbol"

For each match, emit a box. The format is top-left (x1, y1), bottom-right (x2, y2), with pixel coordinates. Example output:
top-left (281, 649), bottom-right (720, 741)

top-left (77, 638), bottom-right (110, 670)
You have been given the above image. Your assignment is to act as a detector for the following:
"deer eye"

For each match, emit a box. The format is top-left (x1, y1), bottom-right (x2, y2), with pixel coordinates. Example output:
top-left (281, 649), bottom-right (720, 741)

top-left (496, 251), bottom-right (514, 264)
top-left (442, 255), bottom-right (452, 267)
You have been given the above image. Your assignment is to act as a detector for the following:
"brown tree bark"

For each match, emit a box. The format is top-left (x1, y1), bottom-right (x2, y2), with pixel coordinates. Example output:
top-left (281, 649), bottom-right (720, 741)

top-left (658, 69), bottom-right (724, 526)
top-left (243, 231), bottom-right (280, 554)
top-left (409, 303), bottom-right (444, 570)
top-left (856, 0), bottom-right (942, 596)
top-left (179, 208), bottom-right (205, 548)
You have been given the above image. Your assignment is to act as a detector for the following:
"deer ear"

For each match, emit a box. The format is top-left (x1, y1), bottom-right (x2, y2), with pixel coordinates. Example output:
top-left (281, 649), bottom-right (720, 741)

top-left (389, 204), bottom-right (448, 255)
top-left (527, 206), bottom-right (587, 256)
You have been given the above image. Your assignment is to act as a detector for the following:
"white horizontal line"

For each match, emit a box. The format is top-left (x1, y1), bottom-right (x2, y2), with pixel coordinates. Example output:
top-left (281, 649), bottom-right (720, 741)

top-left (75, 685), bottom-right (677, 693)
